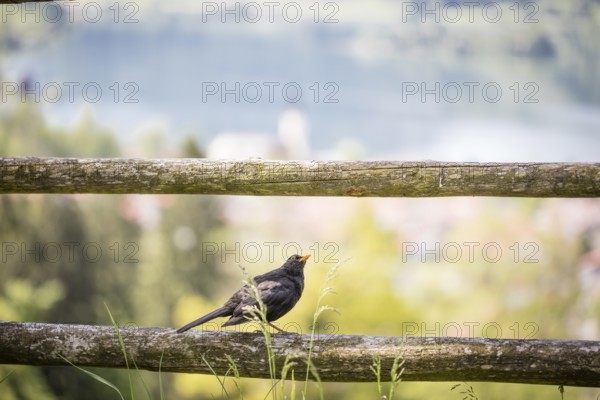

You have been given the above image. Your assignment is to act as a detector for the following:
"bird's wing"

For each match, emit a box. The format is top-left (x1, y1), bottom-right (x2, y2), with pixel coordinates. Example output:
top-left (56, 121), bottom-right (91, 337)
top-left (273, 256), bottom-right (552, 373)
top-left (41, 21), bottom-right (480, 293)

top-left (254, 268), bottom-right (281, 284)
top-left (259, 278), bottom-right (300, 321)
top-left (230, 278), bottom-right (292, 317)
top-left (257, 279), bottom-right (294, 305)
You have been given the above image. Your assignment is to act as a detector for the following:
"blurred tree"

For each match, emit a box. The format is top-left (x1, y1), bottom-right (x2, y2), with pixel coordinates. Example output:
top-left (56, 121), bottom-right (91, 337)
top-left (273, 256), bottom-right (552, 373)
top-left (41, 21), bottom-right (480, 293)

top-left (0, 105), bottom-right (226, 398)
top-left (0, 104), bottom-right (133, 398)
top-left (181, 134), bottom-right (205, 158)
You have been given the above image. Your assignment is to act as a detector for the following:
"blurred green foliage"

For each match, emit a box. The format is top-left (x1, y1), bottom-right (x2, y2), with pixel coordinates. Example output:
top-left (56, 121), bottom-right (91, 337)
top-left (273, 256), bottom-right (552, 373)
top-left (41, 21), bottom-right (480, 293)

top-left (0, 104), bottom-right (224, 398)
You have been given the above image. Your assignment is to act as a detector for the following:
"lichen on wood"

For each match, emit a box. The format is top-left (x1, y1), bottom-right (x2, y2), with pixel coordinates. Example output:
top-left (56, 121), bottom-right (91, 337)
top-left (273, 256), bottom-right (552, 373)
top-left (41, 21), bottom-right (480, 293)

top-left (1, 321), bottom-right (598, 386)
top-left (1, 158), bottom-right (599, 197)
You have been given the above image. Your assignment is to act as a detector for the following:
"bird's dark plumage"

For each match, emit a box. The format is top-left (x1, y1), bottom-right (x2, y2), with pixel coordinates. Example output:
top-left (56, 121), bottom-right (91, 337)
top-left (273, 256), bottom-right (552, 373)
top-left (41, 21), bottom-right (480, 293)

top-left (176, 254), bottom-right (310, 333)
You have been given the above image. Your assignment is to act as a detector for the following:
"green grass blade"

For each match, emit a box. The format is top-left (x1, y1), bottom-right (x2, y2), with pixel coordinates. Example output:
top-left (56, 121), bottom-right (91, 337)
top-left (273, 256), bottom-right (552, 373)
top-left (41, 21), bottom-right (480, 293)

top-left (201, 354), bottom-right (230, 400)
top-left (388, 356), bottom-right (405, 399)
top-left (303, 257), bottom-right (351, 397)
top-left (370, 354), bottom-right (383, 398)
top-left (104, 302), bottom-right (135, 400)
top-left (158, 350), bottom-right (165, 400)
top-left (290, 370), bottom-right (295, 400)
top-left (0, 370), bottom-right (15, 384)
top-left (279, 354), bottom-right (298, 399)
top-left (225, 354), bottom-right (243, 399)
top-left (59, 355), bottom-right (125, 400)
top-left (303, 359), bottom-right (324, 400)
top-left (130, 356), bottom-right (152, 400)
top-left (239, 265), bottom-right (277, 400)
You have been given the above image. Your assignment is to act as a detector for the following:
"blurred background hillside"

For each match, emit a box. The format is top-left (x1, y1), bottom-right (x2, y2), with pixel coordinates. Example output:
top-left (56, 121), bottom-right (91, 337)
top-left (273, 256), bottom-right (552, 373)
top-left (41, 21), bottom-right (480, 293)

top-left (1, 0), bottom-right (600, 399)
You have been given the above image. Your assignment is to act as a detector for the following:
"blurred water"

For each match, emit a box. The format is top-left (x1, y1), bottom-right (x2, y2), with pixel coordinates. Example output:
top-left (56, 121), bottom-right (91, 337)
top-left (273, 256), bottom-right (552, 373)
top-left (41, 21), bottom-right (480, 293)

top-left (3, 3), bottom-right (600, 161)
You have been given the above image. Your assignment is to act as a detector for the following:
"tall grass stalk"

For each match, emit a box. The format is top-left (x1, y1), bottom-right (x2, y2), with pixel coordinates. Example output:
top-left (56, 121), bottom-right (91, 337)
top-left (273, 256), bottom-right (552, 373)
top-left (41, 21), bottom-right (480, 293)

top-left (279, 354), bottom-right (301, 400)
top-left (158, 350), bottom-right (165, 400)
top-left (129, 355), bottom-right (152, 399)
top-left (302, 257), bottom-right (350, 398)
top-left (0, 370), bottom-right (14, 385)
top-left (59, 305), bottom-right (152, 400)
top-left (225, 354), bottom-right (244, 399)
top-left (201, 354), bottom-right (231, 399)
top-left (450, 382), bottom-right (479, 400)
top-left (388, 353), bottom-right (405, 400)
top-left (371, 350), bottom-right (405, 400)
top-left (371, 354), bottom-right (383, 398)
top-left (239, 265), bottom-right (277, 400)
top-left (105, 303), bottom-right (136, 400)
top-left (59, 355), bottom-right (126, 400)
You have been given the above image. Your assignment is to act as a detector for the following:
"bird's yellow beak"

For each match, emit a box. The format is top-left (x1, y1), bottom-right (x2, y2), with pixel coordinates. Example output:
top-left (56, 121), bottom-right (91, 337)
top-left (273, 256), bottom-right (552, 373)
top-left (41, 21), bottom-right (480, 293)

top-left (299, 254), bottom-right (311, 262)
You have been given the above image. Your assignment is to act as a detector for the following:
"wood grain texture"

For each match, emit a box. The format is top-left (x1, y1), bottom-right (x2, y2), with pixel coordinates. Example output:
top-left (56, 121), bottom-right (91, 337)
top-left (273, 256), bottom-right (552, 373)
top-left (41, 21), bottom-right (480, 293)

top-left (1, 322), bottom-right (599, 386)
top-left (1, 157), bottom-right (599, 197)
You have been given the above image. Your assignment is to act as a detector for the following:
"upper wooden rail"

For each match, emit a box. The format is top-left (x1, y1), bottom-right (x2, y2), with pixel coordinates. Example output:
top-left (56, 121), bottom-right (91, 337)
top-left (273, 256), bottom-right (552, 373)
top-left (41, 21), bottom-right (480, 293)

top-left (0, 157), bottom-right (598, 197)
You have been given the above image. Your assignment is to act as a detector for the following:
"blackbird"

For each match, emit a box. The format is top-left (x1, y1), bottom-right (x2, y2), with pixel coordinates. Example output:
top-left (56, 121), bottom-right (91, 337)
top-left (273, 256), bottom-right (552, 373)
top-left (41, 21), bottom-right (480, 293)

top-left (176, 254), bottom-right (310, 333)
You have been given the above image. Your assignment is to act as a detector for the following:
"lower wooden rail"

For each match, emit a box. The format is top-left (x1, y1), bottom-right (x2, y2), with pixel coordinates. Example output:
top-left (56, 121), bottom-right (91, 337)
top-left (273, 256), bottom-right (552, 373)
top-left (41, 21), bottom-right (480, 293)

top-left (0, 322), bottom-right (598, 387)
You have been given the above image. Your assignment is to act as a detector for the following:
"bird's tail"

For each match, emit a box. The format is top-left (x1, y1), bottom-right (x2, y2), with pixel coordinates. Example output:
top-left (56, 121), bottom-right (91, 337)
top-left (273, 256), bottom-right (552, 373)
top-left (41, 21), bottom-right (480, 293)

top-left (176, 307), bottom-right (231, 333)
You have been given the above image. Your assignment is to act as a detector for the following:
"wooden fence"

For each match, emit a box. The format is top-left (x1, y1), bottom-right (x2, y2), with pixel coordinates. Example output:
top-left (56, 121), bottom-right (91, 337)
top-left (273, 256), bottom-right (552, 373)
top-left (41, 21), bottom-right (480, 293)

top-left (0, 156), bottom-right (599, 387)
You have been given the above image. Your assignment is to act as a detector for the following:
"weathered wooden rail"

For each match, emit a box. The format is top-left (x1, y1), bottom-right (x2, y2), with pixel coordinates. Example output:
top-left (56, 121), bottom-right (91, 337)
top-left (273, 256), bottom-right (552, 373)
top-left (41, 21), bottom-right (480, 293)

top-left (1, 322), bottom-right (599, 386)
top-left (1, 157), bottom-right (599, 197)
